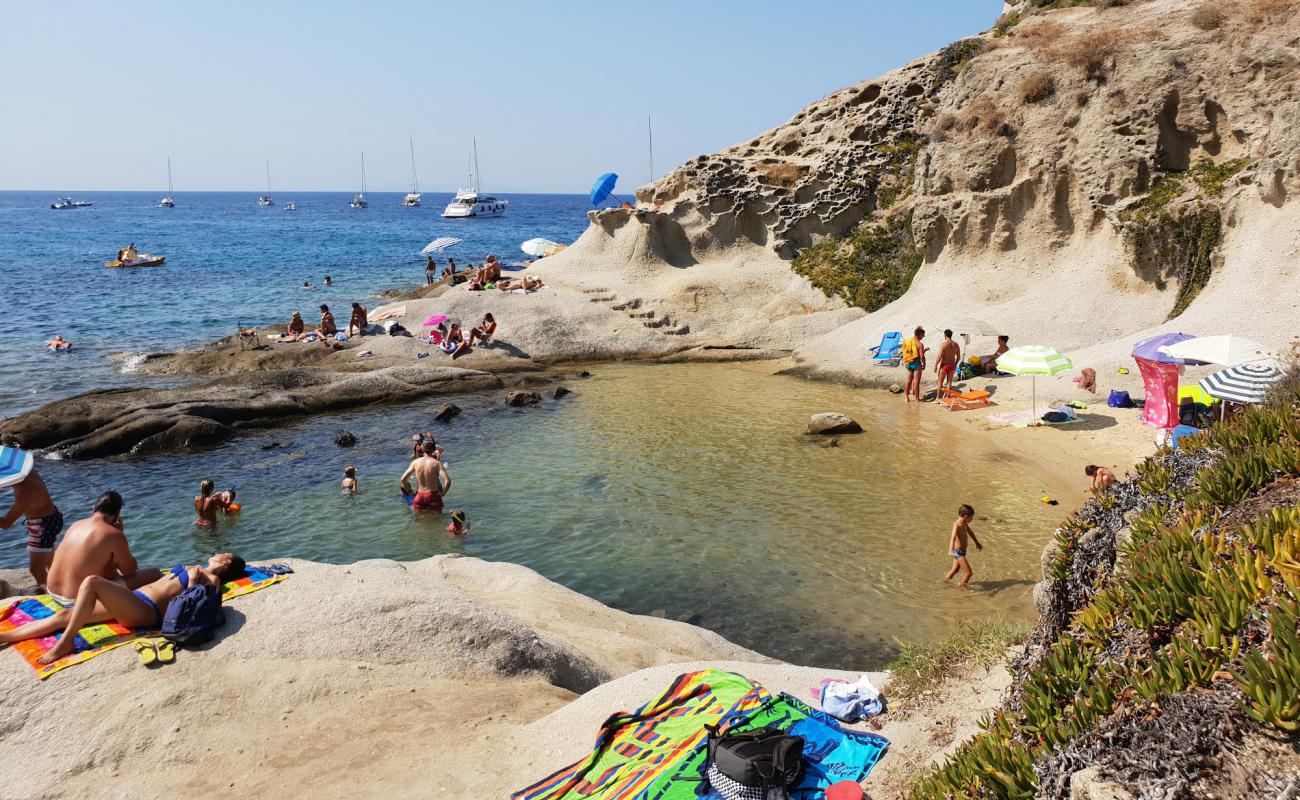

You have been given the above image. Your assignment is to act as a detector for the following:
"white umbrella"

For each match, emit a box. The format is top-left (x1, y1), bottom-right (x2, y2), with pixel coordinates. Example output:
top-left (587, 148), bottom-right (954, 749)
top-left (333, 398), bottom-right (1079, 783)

top-left (948, 318), bottom-right (1000, 337)
top-left (1199, 362), bottom-right (1284, 405)
top-left (420, 236), bottom-right (462, 255)
top-left (997, 345), bottom-right (1073, 420)
top-left (1159, 335), bottom-right (1273, 367)
top-left (521, 238), bottom-right (559, 257)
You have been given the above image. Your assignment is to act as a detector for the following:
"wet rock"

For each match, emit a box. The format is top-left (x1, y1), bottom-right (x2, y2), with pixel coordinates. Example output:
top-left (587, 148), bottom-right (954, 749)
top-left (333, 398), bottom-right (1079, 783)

top-left (807, 413), bottom-right (862, 435)
top-left (334, 431), bottom-right (359, 447)
top-left (574, 370), bottom-right (592, 378)
top-left (506, 391), bottom-right (542, 407)
top-left (816, 438), bottom-right (840, 448)
top-left (888, 383), bottom-right (903, 394)
top-left (134, 417), bottom-right (234, 455)
top-left (260, 441), bottom-right (286, 451)
top-left (434, 403), bottom-right (462, 422)
top-left (553, 386), bottom-right (572, 399)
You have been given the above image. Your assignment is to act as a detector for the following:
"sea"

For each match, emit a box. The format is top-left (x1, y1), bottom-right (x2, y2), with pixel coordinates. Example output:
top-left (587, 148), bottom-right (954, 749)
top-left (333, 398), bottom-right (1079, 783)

top-left (0, 192), bottom-right (1065, 668)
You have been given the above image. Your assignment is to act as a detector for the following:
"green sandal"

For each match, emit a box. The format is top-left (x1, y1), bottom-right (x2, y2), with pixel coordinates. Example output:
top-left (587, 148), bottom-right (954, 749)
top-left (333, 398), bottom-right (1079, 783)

top-left (155, 639), bottom-right (176, 664)
top-left (134, 639), bottom-right (158, 666)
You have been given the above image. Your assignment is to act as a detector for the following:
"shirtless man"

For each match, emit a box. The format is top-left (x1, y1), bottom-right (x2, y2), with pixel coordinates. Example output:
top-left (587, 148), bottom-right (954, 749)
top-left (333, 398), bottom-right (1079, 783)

top-left (400, 440), bottom-right (452, 513)
top-left (194, 480), bottom-right (234, 528)
top-left (45, 490), bottom-right (161, 604)
top-left (935, 329), bottom-right (960, 393)
top-left (1, 467), bottom-right (64, 588)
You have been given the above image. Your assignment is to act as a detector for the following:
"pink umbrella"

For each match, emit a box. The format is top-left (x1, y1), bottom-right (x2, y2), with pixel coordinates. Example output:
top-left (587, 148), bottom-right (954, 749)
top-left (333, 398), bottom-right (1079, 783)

top-left (422, 314), bottom-right (448, 327)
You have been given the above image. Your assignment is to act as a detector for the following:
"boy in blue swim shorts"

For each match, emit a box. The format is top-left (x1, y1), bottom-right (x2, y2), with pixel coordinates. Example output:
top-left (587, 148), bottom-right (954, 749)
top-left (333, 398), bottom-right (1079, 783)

top-left (943, 504), bottom-right (983, 589)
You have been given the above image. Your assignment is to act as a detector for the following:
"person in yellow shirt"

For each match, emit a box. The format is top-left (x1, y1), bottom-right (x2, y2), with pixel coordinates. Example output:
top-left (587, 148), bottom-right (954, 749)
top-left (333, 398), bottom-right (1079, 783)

top-left (901, 326), bottom-right (927, 402)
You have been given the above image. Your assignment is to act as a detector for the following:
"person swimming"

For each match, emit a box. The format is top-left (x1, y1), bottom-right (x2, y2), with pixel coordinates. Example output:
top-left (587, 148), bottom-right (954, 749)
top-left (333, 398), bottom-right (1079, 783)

top-left (341, 466), bottom-right (358, 493)
top-left (447, 509), bottom-right (468, 536)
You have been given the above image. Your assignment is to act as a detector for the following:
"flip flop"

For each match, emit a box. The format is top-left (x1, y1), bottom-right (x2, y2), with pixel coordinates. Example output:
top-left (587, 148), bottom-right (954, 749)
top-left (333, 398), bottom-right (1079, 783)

top-left (155, 639), bottom-right (176, 664)
top-left (134, 639), bottom-right (158, 666)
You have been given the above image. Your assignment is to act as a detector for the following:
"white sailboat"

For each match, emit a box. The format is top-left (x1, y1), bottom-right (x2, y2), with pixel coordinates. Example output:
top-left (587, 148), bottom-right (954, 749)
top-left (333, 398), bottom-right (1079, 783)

top-left (350, 153), bottom-right (368, 208)
top-left (158, 157), bottom-right (176, 207)
top-left (257, 160), bottom-right (274, 206)
top-left (442, 138), bottom-right (507, 218)
top-left (402, 134), bottom-right (422, 207)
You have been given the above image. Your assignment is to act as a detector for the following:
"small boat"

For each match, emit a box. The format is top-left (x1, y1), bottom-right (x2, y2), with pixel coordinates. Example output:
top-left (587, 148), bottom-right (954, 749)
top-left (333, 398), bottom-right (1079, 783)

top-left (283, 201), bottom-right (296, 211)
top-left (106, 254), bottom-right (166, 269)
top-left (158, 157), bottom-right (176, 207)
top-left (350, 152), bottom-right (368, 208)
top-left (442, 138), bottom-right (506, 218)
top-left (402, 133), bottom-right (422, 207)
top-left (258, 159), bottom-right (275, 206)
top-left (51, 197), bottom-right (92, 210)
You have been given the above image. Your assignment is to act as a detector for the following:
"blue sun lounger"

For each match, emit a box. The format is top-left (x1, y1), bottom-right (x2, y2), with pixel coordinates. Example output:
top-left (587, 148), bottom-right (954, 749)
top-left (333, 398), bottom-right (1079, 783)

top-left (870, 331), bottom-right (902, 365)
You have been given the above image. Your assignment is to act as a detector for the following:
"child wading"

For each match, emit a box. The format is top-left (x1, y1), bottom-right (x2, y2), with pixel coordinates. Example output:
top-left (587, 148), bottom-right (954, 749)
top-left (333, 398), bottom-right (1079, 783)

top-left (944, 504), bottom-right (983, 589)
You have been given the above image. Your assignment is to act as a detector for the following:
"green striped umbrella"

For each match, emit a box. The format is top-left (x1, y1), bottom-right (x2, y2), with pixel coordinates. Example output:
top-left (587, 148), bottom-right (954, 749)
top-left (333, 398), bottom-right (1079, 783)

top-left (996, 345), bottom-right (1073, 420)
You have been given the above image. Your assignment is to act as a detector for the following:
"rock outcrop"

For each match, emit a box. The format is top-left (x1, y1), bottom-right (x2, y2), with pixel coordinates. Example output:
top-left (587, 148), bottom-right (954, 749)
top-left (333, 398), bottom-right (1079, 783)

top-left (806, 412), bottom-right (863, 435)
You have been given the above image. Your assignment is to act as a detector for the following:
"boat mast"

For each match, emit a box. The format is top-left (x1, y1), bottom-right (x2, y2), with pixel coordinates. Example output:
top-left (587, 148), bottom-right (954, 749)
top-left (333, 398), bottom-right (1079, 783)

top-left (361, 152), bottom-right (367, 196)
top-left (265, 160), bottom-right (273, 196)
top-left (472, 137), bottom-right (481, 194)
top-left (409, 134), bottom-right (419, 194)
top-left (167, 157), bottom-right (174, 195)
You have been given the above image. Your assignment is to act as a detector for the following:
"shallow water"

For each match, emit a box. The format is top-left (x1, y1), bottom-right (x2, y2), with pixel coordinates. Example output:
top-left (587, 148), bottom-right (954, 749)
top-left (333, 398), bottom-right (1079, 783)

top-left (6, 362), bottom-right (1066, 668)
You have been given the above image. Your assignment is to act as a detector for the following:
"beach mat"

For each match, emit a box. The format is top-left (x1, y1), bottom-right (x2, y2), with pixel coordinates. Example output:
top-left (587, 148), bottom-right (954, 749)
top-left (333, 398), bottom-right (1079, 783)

top-left (1, 565), bottom-right (289, 679)
top-left (512, 668), bottom-right (889, 800)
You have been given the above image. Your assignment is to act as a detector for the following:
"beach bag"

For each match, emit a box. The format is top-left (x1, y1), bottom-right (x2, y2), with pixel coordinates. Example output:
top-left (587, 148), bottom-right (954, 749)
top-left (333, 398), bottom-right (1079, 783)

top-left (161, 583), bottom-right (224, 647)
top-left (1107, 390), bottom-right (1133, 409)
top-left (706, 726), bottom-right (805, 800)
top-left (900, 337), bottom-right (919, 363)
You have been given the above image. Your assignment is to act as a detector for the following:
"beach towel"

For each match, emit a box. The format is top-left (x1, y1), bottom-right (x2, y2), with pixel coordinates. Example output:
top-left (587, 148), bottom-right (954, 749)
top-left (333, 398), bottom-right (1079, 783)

top-left (370, 305), bottom-right (406, 322)
top-left (513, 669), bottom-right (888, 800)
top-left (0, 565), bottom-right (288, 679)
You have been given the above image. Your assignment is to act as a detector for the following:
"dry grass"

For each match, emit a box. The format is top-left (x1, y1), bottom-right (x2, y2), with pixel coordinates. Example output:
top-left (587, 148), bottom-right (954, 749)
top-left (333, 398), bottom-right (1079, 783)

top-left (1019, 73), bottom-right (1057, 104)
top-left (1190, 3), bottom-right (1225, 28)
top-left (935, 112), bottom-right (958, 132)
top-left (961, 96), bottom-right (1009, 136)
top-left (1240, 0), bottom-right (1300, 20)
top-left (1054, 27), bottom-right (1128, 80)
top-left (1015, 19), bottom-right (1066, 52)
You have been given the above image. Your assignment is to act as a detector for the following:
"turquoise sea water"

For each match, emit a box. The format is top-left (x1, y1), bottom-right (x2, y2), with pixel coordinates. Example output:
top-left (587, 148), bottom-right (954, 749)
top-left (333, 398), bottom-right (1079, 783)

top-left (0, 190), bottom-right (590, 417)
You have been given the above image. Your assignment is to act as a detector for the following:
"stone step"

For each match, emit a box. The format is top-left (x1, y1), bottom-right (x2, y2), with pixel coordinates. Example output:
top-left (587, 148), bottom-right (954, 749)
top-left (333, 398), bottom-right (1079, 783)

top-left (611, 298), bottom-right (641, 311)
top-left (663, 325), bottom-right (691, 336)
top-left (643, 316), bottom-right (673, 329)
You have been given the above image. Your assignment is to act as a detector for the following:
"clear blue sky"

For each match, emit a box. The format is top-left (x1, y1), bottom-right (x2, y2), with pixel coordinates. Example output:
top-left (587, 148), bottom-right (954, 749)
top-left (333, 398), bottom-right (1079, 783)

top-left (1, 1), bottom-right (999, 193)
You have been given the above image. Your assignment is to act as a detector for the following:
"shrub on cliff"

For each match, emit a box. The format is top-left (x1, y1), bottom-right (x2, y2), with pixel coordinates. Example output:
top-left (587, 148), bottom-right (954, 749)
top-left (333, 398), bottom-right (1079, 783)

top-left (908, 373), bottom-right (1300, 798)
top-left (791, 215), bottom-right (923, 313)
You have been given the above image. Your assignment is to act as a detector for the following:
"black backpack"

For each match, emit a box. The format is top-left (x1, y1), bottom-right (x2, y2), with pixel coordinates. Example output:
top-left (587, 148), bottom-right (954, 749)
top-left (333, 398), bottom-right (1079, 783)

top-left (706, 726), bottom-right (805, 800)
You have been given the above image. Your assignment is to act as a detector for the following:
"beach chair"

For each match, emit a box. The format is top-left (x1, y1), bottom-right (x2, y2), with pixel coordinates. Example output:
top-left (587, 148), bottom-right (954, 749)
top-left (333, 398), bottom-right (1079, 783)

top-left (938, 387), bottom-right (991, 411)
top-left (870, 331), bottom-right (902, 365)
top-left (235, 322), bottom-right (261, 350)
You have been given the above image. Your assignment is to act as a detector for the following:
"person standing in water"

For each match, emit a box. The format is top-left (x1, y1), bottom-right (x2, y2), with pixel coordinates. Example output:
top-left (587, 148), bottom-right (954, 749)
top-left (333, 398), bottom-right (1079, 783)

top-left (0, 467), bottom-right (64, 588)
top-left (341, 466), bottom-right (358, 493)
top-left (400, 440), bottom-right (451, 513)
top-left (943, 504), bottom-right (983, 590)
top-left (194, 480), bottom-right (235, 528)
top-left (935, 329), bottom-right (960, 393)
top-left (425, 257), bottom-right (437, 285)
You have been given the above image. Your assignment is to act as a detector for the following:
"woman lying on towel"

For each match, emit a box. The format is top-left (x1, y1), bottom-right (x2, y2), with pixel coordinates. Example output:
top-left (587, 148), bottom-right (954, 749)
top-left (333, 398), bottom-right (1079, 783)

top-left (0, 553), bottom-right (245, 664)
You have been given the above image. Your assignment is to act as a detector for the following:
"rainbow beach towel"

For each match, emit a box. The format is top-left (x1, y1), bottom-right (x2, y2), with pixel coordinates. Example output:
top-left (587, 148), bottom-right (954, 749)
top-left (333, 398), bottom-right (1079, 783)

top-left (0, 565), bottom-right (288, 679)
top-left (513, 668), bottom-right (889, 800)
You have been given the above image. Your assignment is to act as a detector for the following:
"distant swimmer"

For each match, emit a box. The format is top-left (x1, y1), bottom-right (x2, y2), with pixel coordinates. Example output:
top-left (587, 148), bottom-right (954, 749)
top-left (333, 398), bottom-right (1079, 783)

top-left (324, 275), bottom-right (333, 287)
top-left (400, 440), bottom-right (451, 513)
top-left (302, 281), bottom-right (313, 290)
top-left (447, 509), bottom-right (468, 536)
top-left (341, 466), bottom-right (358, 493)
top-left (46, 335), bottom-right (72, 351)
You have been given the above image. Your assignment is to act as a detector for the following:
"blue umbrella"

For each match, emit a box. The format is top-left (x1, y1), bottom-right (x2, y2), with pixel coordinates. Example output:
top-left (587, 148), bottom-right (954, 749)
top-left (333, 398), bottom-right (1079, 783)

top-left (590, 172), bottom-right (618, 206)
top-left (0, 446), bottom-right (34, 489)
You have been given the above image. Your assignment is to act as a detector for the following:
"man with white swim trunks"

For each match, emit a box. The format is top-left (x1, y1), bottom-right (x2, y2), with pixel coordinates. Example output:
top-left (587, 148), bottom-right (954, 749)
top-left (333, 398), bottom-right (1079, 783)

top-left (44, 491), bottom-right (161, 606)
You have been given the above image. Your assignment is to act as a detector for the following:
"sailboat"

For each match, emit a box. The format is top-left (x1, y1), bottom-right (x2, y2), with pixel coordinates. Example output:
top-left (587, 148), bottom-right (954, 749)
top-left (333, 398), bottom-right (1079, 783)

top-left (350, 153), bottom-right (368, 208)
top-left (158, 157), bottom-right (176, 207)
top-left (257, 160), bottom-right (274, 206)
top-left (402, 134), bottom-right (422, 207)
top-left (441, 138), bottom-right (507, 218)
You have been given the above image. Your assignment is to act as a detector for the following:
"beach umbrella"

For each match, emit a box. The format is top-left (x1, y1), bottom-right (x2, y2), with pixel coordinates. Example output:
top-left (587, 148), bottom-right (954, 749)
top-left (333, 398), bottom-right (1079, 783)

top-left (949, 318), bottom-right (999, 337)
top-left (422, 314), bottom-right (448, 328)
top-left (1132, 332), bottom-right (1203, 364)
top-left (996, 345), bottom-right (1073, 421)
top-left (589, 172), bottom-right (618, 206)
top-left (1159, 335), bottom-right (1273, 367)
top-left (1199, 361), bottom-right (1284, 405)
top-left (420, 236), bottom-right (462, 255)
top-left (0, 446), bottom-right (34, 489)
top-left (521, 238), bottom-right (560, 257)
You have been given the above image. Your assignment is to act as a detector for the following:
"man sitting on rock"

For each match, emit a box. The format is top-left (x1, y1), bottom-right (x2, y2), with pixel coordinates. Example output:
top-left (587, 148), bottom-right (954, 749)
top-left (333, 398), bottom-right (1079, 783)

top-left (44, 491), bottom-right (161, 606)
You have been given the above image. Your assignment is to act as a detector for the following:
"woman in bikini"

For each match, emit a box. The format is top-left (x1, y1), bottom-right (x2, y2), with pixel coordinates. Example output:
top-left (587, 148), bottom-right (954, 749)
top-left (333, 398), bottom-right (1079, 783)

top-left (0, 553), bottom-right (245, 664)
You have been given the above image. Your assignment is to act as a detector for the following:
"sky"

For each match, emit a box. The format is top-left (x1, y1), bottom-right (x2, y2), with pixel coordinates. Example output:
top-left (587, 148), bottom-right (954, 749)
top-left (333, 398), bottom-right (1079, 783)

top-left (1, 1), bottom-right (1000, 194)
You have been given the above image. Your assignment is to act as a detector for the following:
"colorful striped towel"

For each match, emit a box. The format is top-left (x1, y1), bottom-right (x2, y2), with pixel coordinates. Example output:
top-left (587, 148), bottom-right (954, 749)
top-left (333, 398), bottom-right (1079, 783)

top-left (513, 668), bottom-right (890, 800)
top-left (0, 564), bottom-right (289, 679)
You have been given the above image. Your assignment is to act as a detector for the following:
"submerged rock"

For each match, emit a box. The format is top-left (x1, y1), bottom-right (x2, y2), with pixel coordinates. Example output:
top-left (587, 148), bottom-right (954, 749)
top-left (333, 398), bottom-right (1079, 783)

top-left (434, 403), bottom-right (462, 422)
top-left (807, 413), bottom-right (862, 435)
top-left (507, 391), bottom-right (542, 407)
top-left (334, 431), bottom-right (358, 447)
top-left (553, 386), bottom-right (572, 399)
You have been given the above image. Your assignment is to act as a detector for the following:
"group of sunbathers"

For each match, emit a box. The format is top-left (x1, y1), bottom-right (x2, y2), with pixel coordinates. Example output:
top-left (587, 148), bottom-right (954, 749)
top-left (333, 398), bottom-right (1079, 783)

top-left (423, 313), bottom-right (496, 358)
top-left (2, 480), bottom-right (245, 664)
top-left (899, 327), bottom-right (1011, 402)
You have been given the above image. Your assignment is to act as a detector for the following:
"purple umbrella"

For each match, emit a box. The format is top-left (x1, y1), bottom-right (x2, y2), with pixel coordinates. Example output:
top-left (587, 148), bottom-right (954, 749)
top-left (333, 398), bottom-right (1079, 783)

top-left (1132, 332), bottom-right (1203, 364)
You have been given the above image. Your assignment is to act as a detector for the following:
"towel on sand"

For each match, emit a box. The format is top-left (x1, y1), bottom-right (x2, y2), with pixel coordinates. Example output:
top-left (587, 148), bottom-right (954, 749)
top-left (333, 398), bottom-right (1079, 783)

top-left (513, 668), bottom-right (889, 800)
top-left (0, 565), bottom-right (289, 679)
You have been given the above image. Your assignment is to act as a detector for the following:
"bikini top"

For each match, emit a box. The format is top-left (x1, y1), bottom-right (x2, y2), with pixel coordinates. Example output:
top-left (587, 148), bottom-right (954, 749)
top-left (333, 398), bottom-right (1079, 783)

top-left (169, 565), bottom-right (191, 590)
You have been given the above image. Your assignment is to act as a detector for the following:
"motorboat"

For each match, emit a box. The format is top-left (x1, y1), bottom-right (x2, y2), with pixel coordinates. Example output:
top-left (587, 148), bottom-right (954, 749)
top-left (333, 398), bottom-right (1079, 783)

top-left (283, 201), bottom-right (296, 211)
top-left (442, 137), bottom-right (507, 218)
top-left (51, 198), bottom-right (92, 210)
top-left (158, 157), bottom-right (176, 207)
top-left (258, 159), bottom-right (274, 206)
top-left (402, 133), bottom-right (422, 207)
top-left (350, 152), bottom-right (368, 208)
top-left (106, 254), bottom-right (166, 269)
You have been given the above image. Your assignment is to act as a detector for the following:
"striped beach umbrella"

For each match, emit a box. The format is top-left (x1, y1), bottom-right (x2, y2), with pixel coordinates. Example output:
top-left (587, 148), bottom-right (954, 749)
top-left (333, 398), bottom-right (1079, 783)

top-left (996, 345), bottom-right (1073, 421)
top-left (0, 446), bottom-right (34, 489)
top-left (420, 236), bottom-right (462, 255)
top-left (1199, 362), bottom-right (1283, 405)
